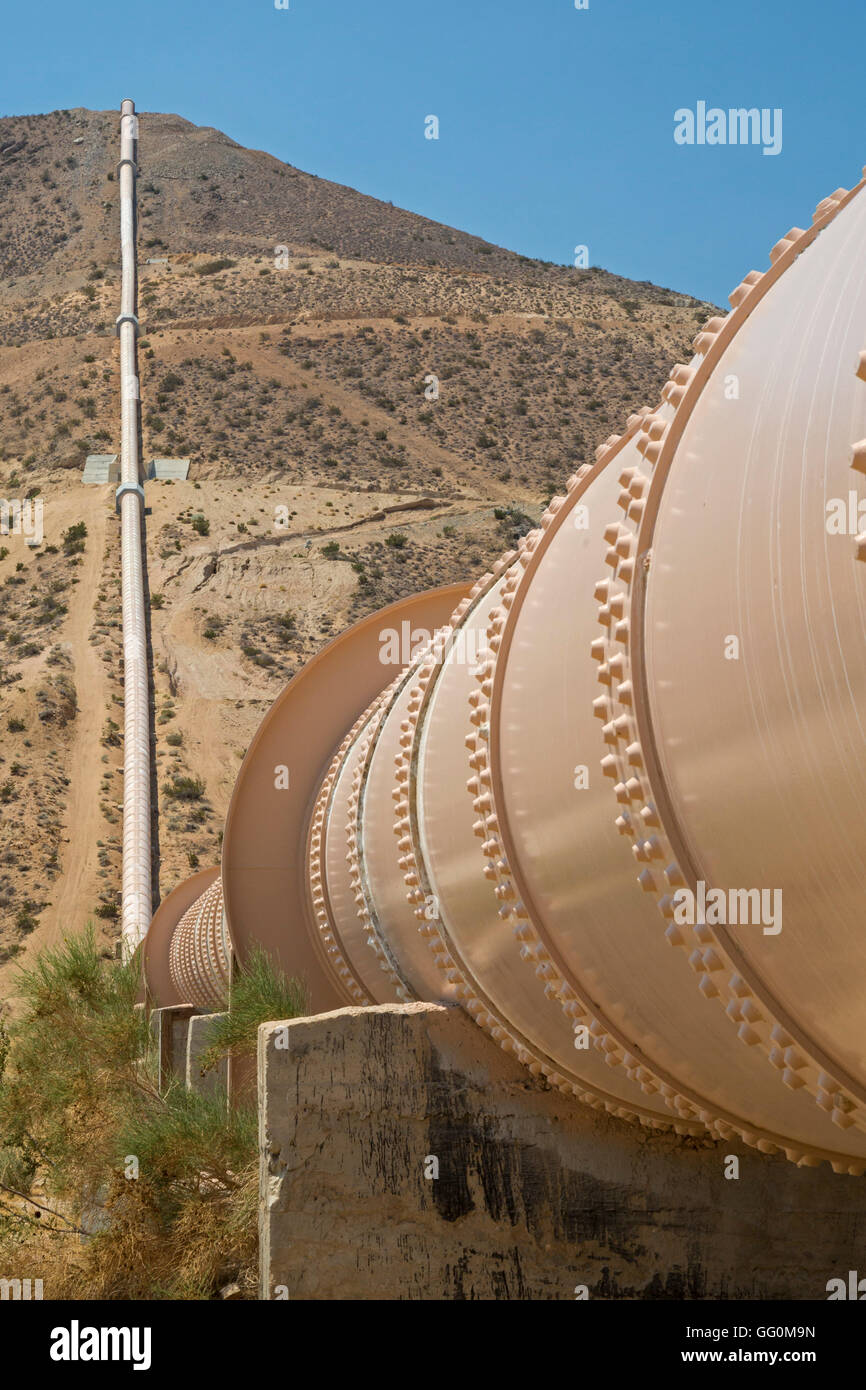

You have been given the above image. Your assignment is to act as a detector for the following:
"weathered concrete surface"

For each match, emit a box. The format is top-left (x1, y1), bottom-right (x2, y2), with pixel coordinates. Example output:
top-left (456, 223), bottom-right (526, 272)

top-left (186, 1012), bottom-right (228, 1098)
top-left (149, 1005), bottom-right (229, 1098)
top-left (258, 1002), bottom-right (866, 1301)
top-left (149, 1004), bottom-right (196, 1091)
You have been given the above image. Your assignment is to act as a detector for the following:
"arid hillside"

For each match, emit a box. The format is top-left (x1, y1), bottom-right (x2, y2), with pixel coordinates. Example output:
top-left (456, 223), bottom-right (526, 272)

top-left (0, 107), bottom-right (718, 993)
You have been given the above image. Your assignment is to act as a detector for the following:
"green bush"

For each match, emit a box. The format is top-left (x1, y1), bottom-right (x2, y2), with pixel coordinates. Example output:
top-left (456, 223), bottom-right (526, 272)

top-left (15, 902), bottom-right (39, 933)
top-left (0, 931), bottom-right (258, 1299)
top-left (201, 946), bottom-right (308, 1071)
top-left (62, 522), bottom-right (87, 555)
top-left (162, 775), bottom-right (205, 802)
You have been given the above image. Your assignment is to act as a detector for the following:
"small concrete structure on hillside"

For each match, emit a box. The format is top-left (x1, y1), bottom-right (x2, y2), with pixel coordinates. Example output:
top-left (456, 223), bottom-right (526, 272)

top-left (148, 457), bottom-right (190, 481)
top-left (82, 453), bottom-right (120, 484)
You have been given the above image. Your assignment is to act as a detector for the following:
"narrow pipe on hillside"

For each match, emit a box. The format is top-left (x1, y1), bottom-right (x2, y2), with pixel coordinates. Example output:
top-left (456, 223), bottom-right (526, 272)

top-left (116, 98), bottom-right (152, 954)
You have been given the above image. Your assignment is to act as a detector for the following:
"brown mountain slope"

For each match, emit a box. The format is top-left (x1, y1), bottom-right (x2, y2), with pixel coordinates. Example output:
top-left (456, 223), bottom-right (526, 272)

top-left (0, 109), bottom-right (718, 992)
top-left (1, 107), bottom-right (706, 292)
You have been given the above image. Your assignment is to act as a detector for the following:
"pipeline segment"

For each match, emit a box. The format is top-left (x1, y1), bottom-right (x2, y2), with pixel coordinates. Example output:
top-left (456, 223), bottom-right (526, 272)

top-left (143, 162), bottom-right (866, 1173)
top-left (116, 99), bottom-right (152, 954)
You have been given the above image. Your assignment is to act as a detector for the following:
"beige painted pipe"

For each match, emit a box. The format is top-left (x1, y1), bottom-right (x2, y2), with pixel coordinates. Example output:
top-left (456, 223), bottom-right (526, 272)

top-left (144, 166), bottom-right (866, 1173)
top-left (117, 99), bottom-right (152, 955)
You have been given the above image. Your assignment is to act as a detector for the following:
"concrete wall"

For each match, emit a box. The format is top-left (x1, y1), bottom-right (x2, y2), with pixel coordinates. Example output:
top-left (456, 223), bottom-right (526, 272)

top-left (258, 1002), bottom-right (866, 1301)
top-left (149, 1005), bottom-right (228, 1097)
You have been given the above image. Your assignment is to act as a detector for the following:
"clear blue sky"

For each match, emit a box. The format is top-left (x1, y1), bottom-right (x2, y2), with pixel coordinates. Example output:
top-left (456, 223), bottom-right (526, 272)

top-left (1, 0), bottom-right (863, 304)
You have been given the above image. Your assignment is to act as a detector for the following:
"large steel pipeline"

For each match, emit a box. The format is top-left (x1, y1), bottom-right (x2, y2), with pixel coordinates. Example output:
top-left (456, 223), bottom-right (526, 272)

top-left (144, 165), bottom-right (866, 1174)
top-left (116, 99), bottom-right (152, 955)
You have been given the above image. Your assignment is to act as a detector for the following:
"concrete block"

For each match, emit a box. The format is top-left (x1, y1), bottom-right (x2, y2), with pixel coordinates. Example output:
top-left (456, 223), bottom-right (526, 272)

top-left (148, 458), bottom-right (190, 481)
top-left (185, 1012), bottom-right (228, 1099)
top-left (258, 1002), bottom-right (866, 1301)
top-left (149, 1004), bottom-right (195, 1091)
top-left (82, 454), bottom-right (119, 484)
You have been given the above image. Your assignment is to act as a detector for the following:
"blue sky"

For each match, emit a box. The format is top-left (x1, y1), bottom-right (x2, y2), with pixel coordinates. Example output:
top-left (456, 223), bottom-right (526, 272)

top-left (1, 0), bottom-right (864, 304)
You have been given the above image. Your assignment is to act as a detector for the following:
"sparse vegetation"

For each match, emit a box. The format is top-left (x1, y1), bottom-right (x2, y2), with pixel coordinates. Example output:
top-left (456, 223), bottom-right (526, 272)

top-left (0, 931), bottom-right (263, 1299)
top-left (162, 775), bottom-right (206, 802)
top-left (61, 521), bottom-right (87, 555)
top-left (201, 945), bottom-right (309, 1070)
top-left (195, 258), bottom-right (236, 277)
